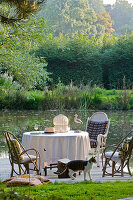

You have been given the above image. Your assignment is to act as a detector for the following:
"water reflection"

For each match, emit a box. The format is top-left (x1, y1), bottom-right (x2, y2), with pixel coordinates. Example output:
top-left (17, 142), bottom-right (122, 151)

top-left (0, 110), bottom-right (133, 157)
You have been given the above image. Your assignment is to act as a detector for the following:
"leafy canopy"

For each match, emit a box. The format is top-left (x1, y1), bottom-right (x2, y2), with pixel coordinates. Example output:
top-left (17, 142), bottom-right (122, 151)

top-left (42, 0), bottom-right (113, 38)
top-left (0, 0), bottom-right (46, 24)
top-left (0, 15), bottom-right (49, 89)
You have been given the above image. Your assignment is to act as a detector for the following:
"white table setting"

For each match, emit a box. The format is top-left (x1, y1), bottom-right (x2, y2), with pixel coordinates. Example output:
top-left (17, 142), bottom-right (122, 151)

top-left (22, 114), bottom-right (91, 170)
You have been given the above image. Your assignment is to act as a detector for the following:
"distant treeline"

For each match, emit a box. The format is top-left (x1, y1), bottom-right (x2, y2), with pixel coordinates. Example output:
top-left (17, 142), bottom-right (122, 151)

top-left (35, 33), bottom-right (133, 89)
top-left (42, 0), bottom-right (133, 37)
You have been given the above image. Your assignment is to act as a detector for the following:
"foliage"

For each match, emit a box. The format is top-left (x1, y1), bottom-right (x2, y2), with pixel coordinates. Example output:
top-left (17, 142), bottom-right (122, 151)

top-left (35, 33), bottom-right (103, 86)
top-left (42, 0), bottom-right (97, 37)
top-left (96, 12), bottom-right (115, 35)
top-left (2, 181), bottom-right (133, 200)
top-left (88, 0), bottom-right (105, 13)
top-left (0, 2), bottom-right (133, 95)
top-left (114, 76), bottom-right (132, 110)
top-left (0, 187), bottom-right (32, 200)
top-left (101, 34), bottom-right (133, 89)
top-left (0, 0), bottom-right (46, 24)
top-left (0, 15), bottom-right (49, 89)
top-left (41, 0), bottom-right (113, 38)
top-left (0, 79), bottom-right (132, 110)
top-left (35, 32), bottom-right (133, 90)
top-left (108, 0), bottom-right (133, 36)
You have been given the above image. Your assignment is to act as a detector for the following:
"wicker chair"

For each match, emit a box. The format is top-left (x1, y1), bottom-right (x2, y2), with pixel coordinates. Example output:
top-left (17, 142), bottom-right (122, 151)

top-left (3, 131), bottom-right (40, 177)
top-left (102, 130), bottom-right (133, 177)
top-left (86, 112), bottom-right (110, 167)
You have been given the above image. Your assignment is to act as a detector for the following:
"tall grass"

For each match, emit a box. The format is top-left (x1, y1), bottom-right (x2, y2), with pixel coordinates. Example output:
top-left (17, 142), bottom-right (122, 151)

top-left (0, 74), bottom-right (132, 110)
top-left (115, 77), bottom-right (131, 110)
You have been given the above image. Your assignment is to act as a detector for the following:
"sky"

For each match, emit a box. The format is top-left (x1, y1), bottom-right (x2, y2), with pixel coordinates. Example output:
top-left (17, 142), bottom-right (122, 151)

top-left (103, 0), bottom-right (133, 5)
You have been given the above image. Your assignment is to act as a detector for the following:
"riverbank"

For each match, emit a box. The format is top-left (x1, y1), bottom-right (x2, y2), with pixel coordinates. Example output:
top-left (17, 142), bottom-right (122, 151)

top-left (0, 85), bottom-right (133, 110)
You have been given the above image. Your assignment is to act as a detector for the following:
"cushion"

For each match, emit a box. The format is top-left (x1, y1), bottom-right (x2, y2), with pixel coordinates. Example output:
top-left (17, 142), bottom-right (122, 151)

top-left (105, 152), bottom-right (120, 162)
top-left (119, 137), bottom-right (133, 158)
top-left (9, 139), bottom-right (24, 162)
top-left (4, 175), bottom-right (51, 186)
top-left (86, 120), bottom-right (108, 148)
top-left (20, 155), bottom-right (37, 164)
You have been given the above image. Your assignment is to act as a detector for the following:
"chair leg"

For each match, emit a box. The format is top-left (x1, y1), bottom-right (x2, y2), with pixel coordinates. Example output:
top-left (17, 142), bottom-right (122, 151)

top-left (121, 160), bottom-right (124, 177)
top-left (18, 164), bottom-right (21, 175)
top-left (101, 153), bottom-right (104, 167)
top-left (102, 158), bottom-right (107, 177)
top-left (11, 163), bottom-right (14, 177)
top-left (127, 161), bottom-right (132, 176)
top-left (97, 150), bottom-right (100, 167)
top-left (34, 161), bottom-right (40, 175)
top-left (44, 166), bottom-right (47, 176)
top-left (112, 161), bottom-right (115, 177)
top-left (96, 145), bottom-right (100, 167)
top-left (24, 164), bottom-right (29, 174)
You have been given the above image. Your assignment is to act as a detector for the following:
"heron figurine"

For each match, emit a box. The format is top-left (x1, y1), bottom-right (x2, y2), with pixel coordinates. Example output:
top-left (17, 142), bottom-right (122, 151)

top-left (74, 114), bottom-right (83, 124)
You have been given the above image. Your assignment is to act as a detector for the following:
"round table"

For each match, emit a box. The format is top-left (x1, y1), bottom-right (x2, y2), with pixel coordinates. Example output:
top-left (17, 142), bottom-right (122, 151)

top-left (22, 130), bottom-right (90, 169)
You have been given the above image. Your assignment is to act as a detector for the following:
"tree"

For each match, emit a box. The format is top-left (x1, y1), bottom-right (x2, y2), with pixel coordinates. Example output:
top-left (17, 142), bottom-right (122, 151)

top-left (0, 15), bottom-right (49, 89)
top-left (109, 0), bottom-right (133, 36)
top-left (42, 0), bottom-right (98, 37)
top-left (35, 34), bottom-right (103, 86)
top-left (42, 0), bottom-right (114, 38)
top-left (96, 12), bottom-right (115, 36)
top-left (0, 0), bottom-right (46, 24)
top-left (101, 34), bottom-right (133, 89)
top-left (88, 0), bottom-right (105, 13)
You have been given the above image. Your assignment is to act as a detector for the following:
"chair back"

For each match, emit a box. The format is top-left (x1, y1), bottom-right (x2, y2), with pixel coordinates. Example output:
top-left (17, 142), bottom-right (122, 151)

top-left (3, 131), bottom-right (24, 163)
top-left (86, 120), bottom-right (108, 147)
top-left (86, 112), bottom-right (110, 148)
top-left (90, 112), bottom-right (108, 122)
top-left (86, 112), bottom-right (110, 132)
top-left (119, 135), bottom-right (133, 161)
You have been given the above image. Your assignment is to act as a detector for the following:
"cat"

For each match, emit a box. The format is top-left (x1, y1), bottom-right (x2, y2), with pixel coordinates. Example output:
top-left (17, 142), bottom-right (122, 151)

top-left (54, 157), bottom-right (96, 181)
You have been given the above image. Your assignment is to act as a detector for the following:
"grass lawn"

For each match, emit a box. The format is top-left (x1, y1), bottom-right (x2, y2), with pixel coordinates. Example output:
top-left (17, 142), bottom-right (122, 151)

top-left (1, 181), bottom-right (133, 200)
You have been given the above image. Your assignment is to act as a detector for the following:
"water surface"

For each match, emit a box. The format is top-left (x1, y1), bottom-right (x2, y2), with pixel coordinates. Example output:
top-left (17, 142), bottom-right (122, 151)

top-left (0, 110), bottom-right (133, 158)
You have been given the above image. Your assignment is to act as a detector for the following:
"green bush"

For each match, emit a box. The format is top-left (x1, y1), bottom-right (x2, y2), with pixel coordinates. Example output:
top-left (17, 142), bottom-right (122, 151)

top-left (35, 34), bottom-right (103, 87)
top-left (0, 76), bottom-right (132, 110)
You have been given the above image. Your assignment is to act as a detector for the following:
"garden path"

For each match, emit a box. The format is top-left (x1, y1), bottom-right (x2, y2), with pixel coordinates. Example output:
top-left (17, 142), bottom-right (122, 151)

top-left (0, 155), bottom-right (133, 183)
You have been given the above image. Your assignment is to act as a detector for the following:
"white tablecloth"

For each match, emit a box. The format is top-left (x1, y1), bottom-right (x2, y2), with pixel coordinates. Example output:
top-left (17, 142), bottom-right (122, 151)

top-left (22, 131), bottom-right (90, 169)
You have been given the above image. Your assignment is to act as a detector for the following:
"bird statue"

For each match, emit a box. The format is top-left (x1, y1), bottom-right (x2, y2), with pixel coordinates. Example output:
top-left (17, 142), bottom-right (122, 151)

top-left (73, 114), bottom-right (83, 124)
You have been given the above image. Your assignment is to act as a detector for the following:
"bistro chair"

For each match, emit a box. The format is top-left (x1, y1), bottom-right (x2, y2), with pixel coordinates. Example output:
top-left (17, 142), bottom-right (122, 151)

top-left (102, 130), bottom-right (133, 177)
top-left (3, 131), bottom-right (40, 177)
top-left (86, 112), bottom-right (110, 167)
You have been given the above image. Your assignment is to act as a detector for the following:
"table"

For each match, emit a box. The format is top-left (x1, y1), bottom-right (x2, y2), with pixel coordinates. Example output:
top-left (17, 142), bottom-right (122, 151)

top-left (22, 131), bottom-right (90, 169)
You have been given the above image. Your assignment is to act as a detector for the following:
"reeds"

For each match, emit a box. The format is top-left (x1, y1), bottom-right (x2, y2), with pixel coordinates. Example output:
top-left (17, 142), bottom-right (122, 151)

top-left (0, 75), bottom-right (132, 110)
top-left (115, 77), bottom-right (132, 110)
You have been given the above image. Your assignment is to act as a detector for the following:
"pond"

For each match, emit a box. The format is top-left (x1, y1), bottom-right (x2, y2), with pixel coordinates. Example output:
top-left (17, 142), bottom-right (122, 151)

top-left (0, 110), bottom-right (133, 158)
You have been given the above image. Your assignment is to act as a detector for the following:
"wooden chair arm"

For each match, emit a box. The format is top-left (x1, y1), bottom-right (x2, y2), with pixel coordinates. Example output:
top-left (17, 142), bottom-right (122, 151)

top-left (103, 145), bottom-right (118, 159)
top-left (103, 130), bottom-right (133, 162)
top-left (102, 144), bottom-right (122, 164)
top-left (20, 148), bottom-right (40, 157)
top-left (19, 148), bottom-right (41, 171)
top-left (19, 148), bottom-right (40, 166)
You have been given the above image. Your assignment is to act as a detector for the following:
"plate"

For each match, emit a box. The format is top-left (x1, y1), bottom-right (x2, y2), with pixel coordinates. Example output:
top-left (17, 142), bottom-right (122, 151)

top-left (30, 132), bottom-right (42, 134)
